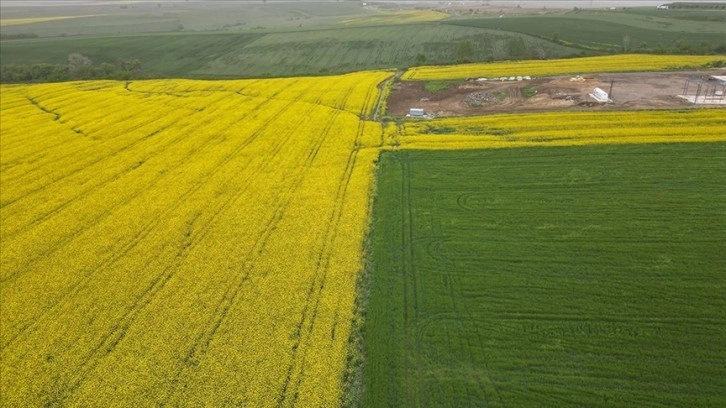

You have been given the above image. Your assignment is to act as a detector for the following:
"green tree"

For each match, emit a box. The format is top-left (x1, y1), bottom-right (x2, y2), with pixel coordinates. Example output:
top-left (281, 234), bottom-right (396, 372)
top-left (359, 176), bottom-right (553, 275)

top-left (68, 53), bottom-right (92, 78)
top-left (508, 37), bottom-right (527, 58)
top-left (456, 39), bottom-right (475, 63)
top-left (121, 58), bottom-right (142, 78)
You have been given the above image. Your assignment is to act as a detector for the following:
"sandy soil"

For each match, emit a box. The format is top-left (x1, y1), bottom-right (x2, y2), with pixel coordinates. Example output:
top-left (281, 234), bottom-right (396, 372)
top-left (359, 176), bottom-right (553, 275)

top-left (387, 71), bottom-right (726, 117)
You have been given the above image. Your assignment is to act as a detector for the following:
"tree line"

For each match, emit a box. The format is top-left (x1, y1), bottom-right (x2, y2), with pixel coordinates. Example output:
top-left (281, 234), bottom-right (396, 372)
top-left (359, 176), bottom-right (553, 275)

top-left (1, 53), bottom-right (142, 83)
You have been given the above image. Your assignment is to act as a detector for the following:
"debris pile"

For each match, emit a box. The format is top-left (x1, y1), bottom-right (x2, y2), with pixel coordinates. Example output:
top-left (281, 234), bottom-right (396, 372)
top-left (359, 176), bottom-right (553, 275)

top-left (463, 91), bottom-right (495, 106)
top-left (472, 75), bottom-right (532, 82)
top-left (553, 92), bottom-right (577, 101)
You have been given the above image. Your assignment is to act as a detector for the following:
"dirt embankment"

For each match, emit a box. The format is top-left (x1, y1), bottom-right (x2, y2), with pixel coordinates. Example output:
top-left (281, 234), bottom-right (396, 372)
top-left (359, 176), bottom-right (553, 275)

top-left (387, 71), bottom-right (726, 117)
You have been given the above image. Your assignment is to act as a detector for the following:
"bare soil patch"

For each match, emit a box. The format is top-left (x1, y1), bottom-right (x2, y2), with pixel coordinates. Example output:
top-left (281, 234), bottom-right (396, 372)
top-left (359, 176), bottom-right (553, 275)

top-left (387, 71), bottom-right (726, 117)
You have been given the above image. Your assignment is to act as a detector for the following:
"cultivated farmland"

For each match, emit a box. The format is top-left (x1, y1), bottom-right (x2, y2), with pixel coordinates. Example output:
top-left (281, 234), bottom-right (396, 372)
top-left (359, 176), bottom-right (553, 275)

top-left (447, 11), bottom-right (726, 53)
top-left (0, 24), bottom-right (578, 80)
top-left (1, 53), bottom-right (725, 407)
top-left (401, 54), bottom-right (725, 81)
top-left (0, 71), bottom-right (387, 406)
top-left (3, 1), bottom-right (725, 81)
top-left (363, 144), bottom-right (726, 407)
top-left (385, 109), bottom-right (726, 150)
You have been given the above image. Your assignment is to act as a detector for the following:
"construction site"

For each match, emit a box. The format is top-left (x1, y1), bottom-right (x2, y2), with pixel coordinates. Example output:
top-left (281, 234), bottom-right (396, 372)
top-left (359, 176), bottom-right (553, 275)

top-left (389, 71), bottom-right (726, 117)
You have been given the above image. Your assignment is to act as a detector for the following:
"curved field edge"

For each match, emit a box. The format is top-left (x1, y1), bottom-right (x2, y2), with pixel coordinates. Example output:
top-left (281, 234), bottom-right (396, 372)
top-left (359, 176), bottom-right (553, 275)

top-left (401, 54), bottom-right (726, 80)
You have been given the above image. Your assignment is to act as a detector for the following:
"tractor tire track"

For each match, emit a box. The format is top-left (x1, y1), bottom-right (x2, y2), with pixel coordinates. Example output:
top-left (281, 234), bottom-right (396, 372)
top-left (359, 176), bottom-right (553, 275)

top-left (1, 92), bottom-right (236, 205)
top-left (55, 97), bottom-right (319, 405)
top-left (279, 112), bottom-right (366, 407)
top-left (400, 152), bottom-right (421, 407)
top-left (2, 91), bottom-right (247, 237)
top-left (0, 93), bottom-right (280, 282)
top-left (1, 94), bottom-right (153, 164)
top-left (272, 85), bottom-right (359, 406)
top-left (3, 85), bottom-right (235, 172)
top-left (1, 96), bottom-right (301, 351)
top-left (160, 105), bottom-right (338, 407)
top-left (1, 128), bottom-right (228, 350)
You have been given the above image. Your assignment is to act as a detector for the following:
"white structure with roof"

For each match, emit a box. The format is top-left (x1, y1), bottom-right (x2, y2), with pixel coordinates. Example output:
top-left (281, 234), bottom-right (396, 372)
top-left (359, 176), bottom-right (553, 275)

top-left (408, 108), bottom-right (425, 117)
top-left (589, 87), bottom-right (612, 103)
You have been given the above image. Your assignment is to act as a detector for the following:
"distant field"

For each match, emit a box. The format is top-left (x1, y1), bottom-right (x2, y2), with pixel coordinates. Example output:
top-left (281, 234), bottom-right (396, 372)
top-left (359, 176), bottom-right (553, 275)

top-left (402, 54), bottom-right (725, 80)
top-left (363, 143), bottom-right (726, 407)
top-left (389, 109), bottom-right (726, 149)
top-left (0, 25), bottom-right (579, 79)
top-left (448, 9), bottom-right (726, 53)
top-left (3, 2), bottom-right (724, 80)
top-left (0, 33), bottom-right (264, 77)
top-left (339, 10), bottom-right (449, 25)
top-left (0, 15), bottom-right (97, 27)
top-left (195, 24), bottom-right (578, 77)
top-left (0, 1), bottom-right (374, 35)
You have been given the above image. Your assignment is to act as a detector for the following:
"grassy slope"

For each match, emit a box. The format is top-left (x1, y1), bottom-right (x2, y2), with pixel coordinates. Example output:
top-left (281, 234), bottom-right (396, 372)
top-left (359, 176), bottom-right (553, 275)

top-left (363, 143), bottom-right (726, 407)
top-left (195, 24), bottom-right (578, 77)
top-left (0, 33), bottom-right (263, 77)
top-left (0, 1), bottom-right (584, 79)
top-left (447, 9), bottom-right (726, 52)
top-left (5, 4), bottom-right (725, 80)
top-left (2, 5), bottom-right (725, 80)
top-left (0, 1), bottom-right (373, 35)
top-left (0, 24), bottom-right (580, 78)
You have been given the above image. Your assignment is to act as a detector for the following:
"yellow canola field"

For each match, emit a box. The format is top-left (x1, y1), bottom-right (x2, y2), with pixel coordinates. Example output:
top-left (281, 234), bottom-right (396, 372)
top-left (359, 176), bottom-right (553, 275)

top-left (0, 71), bottom-right (388, 407)
top-left (2, 57), bottom-right (726, 407)
top-left (0, 15), bottom-right (98, 26)
top-left (390, 110), bottom-right (726, 150)
top-left (402, 54), bottom-right (725, 80)
top-left (339, 9), bottom-right (448, 25)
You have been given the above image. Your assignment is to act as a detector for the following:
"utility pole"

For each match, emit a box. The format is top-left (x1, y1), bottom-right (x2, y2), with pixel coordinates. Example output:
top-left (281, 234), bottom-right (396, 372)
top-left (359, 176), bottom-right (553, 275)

top-left (694, 83), bottom-right (702, 105)
top-left (608, 79), bottom-right (614, 99)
